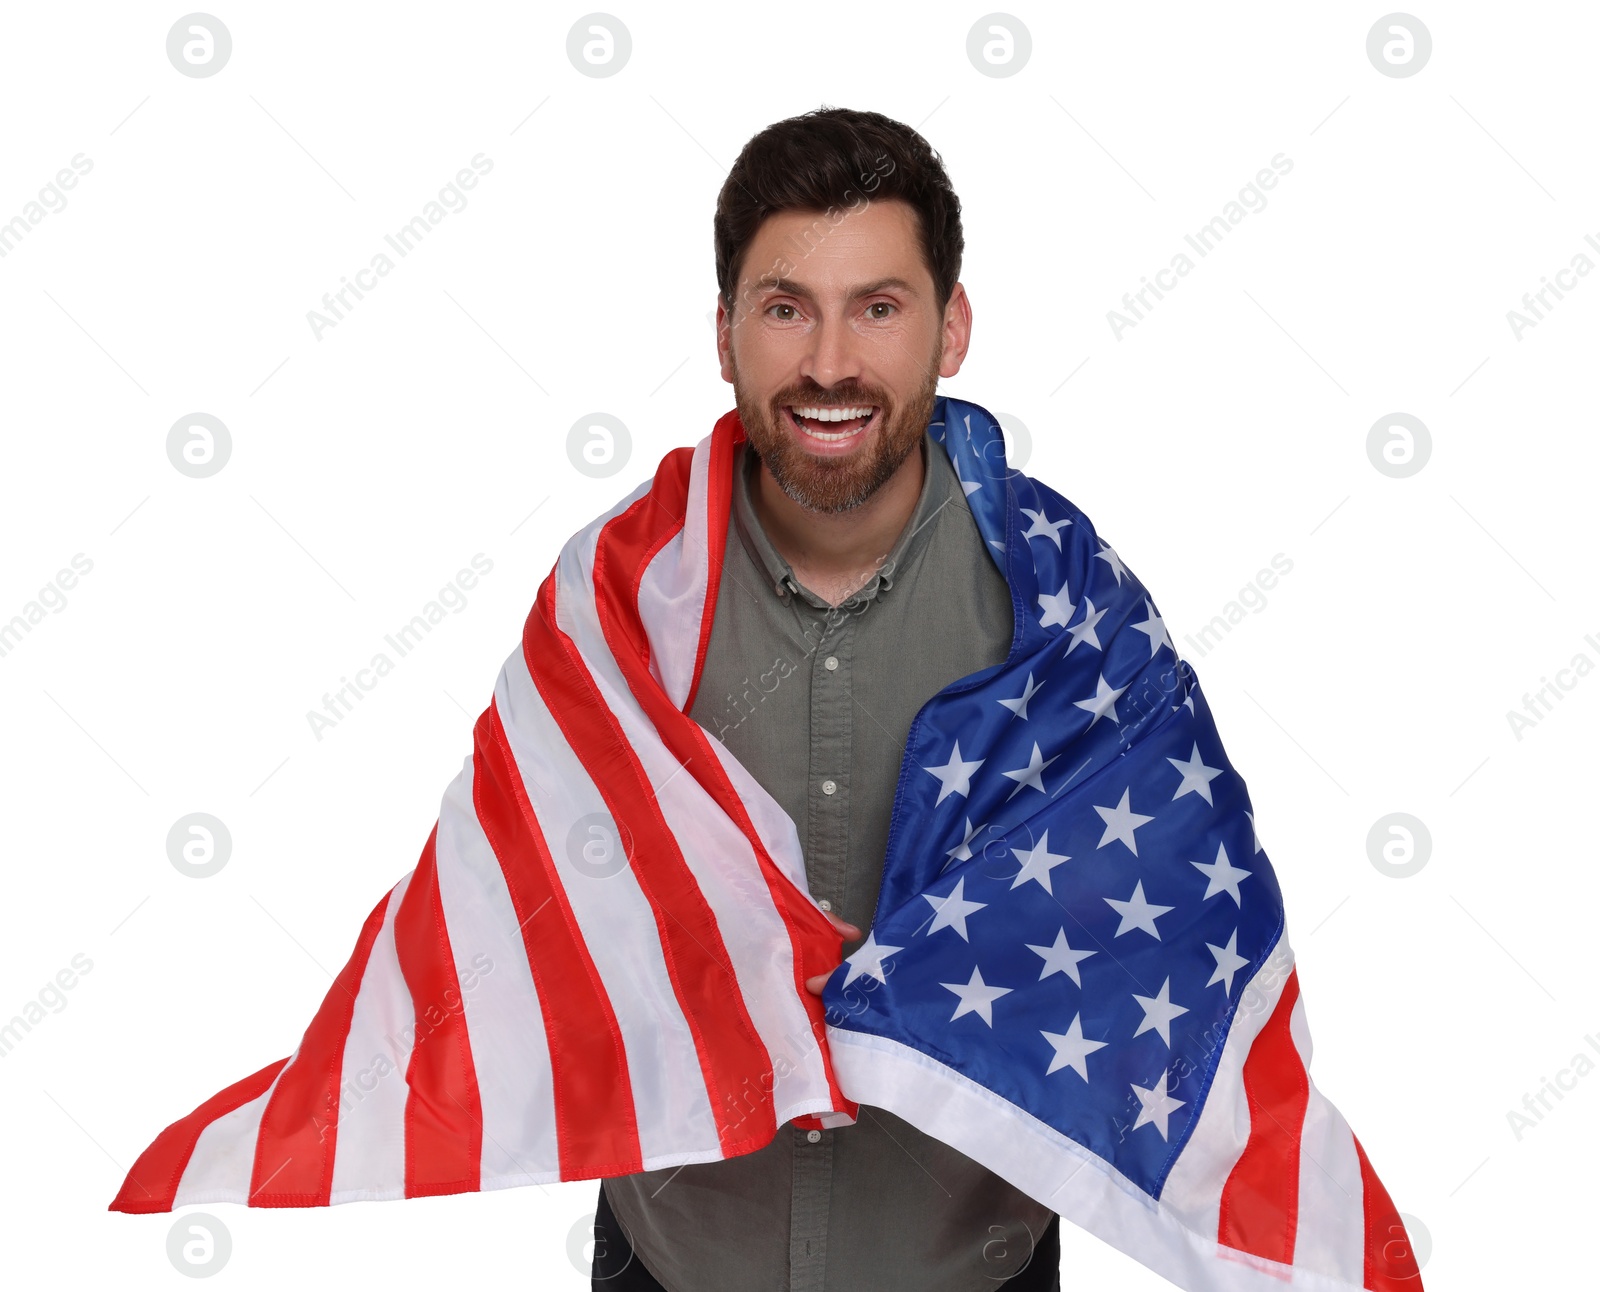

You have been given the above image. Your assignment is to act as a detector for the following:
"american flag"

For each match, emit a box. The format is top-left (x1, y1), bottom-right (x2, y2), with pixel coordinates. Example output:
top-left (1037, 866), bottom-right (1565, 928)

top-left (111, 397), bottom-right (1422, 1292)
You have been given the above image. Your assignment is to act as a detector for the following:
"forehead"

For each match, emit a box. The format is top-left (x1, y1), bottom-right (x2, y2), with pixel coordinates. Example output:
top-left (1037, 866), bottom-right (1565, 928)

top-left (740, 198), bottom-right (928, 292)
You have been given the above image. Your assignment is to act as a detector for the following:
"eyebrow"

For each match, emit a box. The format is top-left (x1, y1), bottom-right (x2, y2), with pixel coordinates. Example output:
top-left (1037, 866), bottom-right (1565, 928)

top-left (749, 274), bottom-right (919, 300)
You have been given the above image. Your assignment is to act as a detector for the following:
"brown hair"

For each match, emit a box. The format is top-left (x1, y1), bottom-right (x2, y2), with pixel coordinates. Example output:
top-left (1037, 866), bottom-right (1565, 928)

top-left (714, 106), bottom-right (964, 316)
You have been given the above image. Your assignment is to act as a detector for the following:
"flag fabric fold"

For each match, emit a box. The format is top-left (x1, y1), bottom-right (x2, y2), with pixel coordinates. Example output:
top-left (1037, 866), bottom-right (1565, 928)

top-left (110, 396), bottom-right (1422, 1292)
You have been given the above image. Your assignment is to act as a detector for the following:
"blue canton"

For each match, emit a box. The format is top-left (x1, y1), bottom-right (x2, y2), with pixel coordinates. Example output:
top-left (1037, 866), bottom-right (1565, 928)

top-left (822, 396), bottom-right (1286, 1200)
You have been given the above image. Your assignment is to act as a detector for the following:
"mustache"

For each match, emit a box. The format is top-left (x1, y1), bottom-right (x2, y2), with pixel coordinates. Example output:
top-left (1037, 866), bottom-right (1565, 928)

top-left (771, 390), bottom-right (887, 409)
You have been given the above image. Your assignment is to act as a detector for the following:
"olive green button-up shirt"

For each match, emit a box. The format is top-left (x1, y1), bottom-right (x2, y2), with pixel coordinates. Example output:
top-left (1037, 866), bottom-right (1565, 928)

top-left (602, 428), bottom-right (1057, 1292)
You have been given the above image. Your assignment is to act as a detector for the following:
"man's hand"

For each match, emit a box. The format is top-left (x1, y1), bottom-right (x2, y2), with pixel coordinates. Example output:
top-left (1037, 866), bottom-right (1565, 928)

top-left (804, 910), bottom-right (862, 995)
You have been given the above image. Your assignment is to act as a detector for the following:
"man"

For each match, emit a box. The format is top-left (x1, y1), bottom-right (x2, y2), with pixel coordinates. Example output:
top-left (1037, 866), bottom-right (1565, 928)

top-left (111, 104), bottom-right (1419, 1292)
top-left (595, 107), bottom-right (1061, 1292)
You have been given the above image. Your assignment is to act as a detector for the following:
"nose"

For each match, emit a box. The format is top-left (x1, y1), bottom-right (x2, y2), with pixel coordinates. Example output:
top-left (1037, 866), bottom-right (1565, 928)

top-left (798, 308), bottom-right (865, 392)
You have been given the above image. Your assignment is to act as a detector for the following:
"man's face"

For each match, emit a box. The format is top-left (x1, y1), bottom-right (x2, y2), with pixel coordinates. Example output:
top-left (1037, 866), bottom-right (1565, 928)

top-left (716, 198), bottom-right (970, 513)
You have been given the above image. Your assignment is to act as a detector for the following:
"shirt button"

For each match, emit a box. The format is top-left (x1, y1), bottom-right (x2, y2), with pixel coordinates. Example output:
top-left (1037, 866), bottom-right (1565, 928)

top-left (806, 1129), bottom-right (822, 1143)
top-left (821, 779), bottom-right (837, 796)
top-left (818, 898), bottom-right (832, 911)
top-left (824, 655), bottom-right (839, 671)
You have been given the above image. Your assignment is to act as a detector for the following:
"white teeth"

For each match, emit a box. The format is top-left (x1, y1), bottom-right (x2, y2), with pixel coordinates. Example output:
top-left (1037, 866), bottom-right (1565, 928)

top-left (790, 405), bottom-right (876, 422)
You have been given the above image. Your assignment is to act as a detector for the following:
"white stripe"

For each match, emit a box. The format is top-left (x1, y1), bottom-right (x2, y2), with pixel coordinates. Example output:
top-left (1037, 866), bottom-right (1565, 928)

top-left (1285, 994), bottom-right (1364, 1283)
top-left (432, 743), bottom-right (562, 1185)
top-left (636, 435), bottom-right (714, 709)
top-left (1291, 1084), bottom-right (1366, 1284)
top-left (1289, 992), bottom-right (1313, 1070)
top-left (172, 1062), bottom-right (292, 1206)
top-left (496, 636), bottom-right (719, 1164)
top-left (328, 873), bottom-right (416, 1201)
top-left (555, 518), bottom-right (841, 1135)
top-left (829, 1027), bottom-right (1369, 1292)
top-left (1160, 934), bottom-right (1297, 1243)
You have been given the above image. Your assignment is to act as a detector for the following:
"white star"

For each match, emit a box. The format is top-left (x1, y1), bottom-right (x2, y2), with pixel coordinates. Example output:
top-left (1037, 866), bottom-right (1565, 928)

top-left (957, 476), bottom-right (982, 497)
top-left (1105, 880), bottom-right (1174, 939)
top-left (1037, 580), bottom-right (1075, 629)
top-left (1206, 929), bottom-right (1250, 994)
top-left (923, 740), bottom-right (984, 805)
top-left (1009, 830), bottom-right (1072, 893)
top-left (1021, 507), bottom-right (1072, 549)
top-left (1001, 742), bottom-right (1059, 799)
top-left (943, 816), bottom-right (984, 870)
top-left (1041, 1013), bottom-right (1108, 1079)
top-left (1094, 788), bottom-right (1154, 855)
top-left (1167, 743), bottom-right (1224, 805)
top-left (1064, 598), bottom-right (1108, 655)
top-left (1026, 928), bottom-right (1096, 986)
top-left (1244, 810), bottom-right (1264, 853)
top-left (1130, 1071), bottom-right (1185, 1139)
top-left (1182, 692), bottom-right (1196, 714)
top-left (1131, 599), bottom-right (1171, 659)
top-left (997, 672), bottom-right (1044, 720)
top-left (1072, 674), bottom-right (1128, 727)
top-left (1131, 977), bottom-right (1189, 1046)
top-left (841, 931), bottom-right (904, 986)
top-left (1191, 841), bottom-right (1252, 906)
top-left (940, 965), bottom-right (1012, 1026)
top-left (923, 876), bottom-right (987, 940)
top-left (1095, 542), bottom-right (1128, 585)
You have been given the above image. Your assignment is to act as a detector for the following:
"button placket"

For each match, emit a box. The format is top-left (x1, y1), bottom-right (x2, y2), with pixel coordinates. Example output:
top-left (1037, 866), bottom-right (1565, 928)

top-left (805, 607), bottom-right (852, 934)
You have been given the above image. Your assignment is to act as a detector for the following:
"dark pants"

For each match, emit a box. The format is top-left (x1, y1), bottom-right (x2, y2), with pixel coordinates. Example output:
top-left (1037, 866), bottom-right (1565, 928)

top-left (592, 1180), bottom-right (1062, 1290)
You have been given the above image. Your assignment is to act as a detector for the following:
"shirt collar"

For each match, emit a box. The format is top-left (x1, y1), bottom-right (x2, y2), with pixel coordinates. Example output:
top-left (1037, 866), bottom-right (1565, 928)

top-left (730, 428), bottom-right (956, 610)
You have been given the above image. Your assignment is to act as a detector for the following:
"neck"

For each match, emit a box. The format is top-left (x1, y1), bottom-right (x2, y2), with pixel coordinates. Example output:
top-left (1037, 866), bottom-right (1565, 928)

top-left (753, 438), bottom-right (927, 607)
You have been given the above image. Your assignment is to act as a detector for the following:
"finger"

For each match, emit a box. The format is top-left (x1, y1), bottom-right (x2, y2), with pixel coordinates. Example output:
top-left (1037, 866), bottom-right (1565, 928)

top-left (825, 912), bottom-right (863, 938)
top-left (804, 971), bottom-right (830, 996)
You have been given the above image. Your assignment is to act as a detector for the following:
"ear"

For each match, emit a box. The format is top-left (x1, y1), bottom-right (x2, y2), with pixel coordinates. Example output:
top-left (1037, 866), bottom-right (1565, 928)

top-left (937, 282), bottom-right (973, 379)
top-left (715, 297), bottom-right (735, 384)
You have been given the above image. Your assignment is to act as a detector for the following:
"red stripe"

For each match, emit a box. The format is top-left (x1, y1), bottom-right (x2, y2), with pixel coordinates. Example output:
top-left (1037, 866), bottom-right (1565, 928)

top-left (108, 1057), bottom-right (289, 1213)
top-left (526, 567), bottom-right (781, 1157)
top-left (472, 694), bottom-right (643, 1176)
top-left (681, 412), bottom-right (740, 714)
top-left (1354, 1134), bottom-right (1423, 1289)
top-left (394, 824), bottom-right (483, 1197)
top-left (247, 890), bottom-right (393, 1206)
top-left (1218, 968), bottom-right (1310, 1264)
top-left (581, 414), bottom-right (854, 1135)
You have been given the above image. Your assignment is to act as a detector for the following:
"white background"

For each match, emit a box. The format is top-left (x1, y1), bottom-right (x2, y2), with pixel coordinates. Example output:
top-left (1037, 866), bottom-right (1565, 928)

top-left (1, 1), bottom-right (1593, 1287)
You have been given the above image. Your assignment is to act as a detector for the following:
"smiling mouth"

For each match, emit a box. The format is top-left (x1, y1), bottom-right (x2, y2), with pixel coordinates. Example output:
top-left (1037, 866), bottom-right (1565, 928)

top-left (782, 403), bottom-right (881, 444)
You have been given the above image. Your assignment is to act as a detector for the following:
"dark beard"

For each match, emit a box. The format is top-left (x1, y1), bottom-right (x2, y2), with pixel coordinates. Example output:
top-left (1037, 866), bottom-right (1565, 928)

top-left (732, 349), bottom-right (941, 514)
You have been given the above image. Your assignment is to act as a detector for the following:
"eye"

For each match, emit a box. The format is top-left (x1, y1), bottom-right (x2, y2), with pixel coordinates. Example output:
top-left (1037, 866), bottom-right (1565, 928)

top-left (866, 301), bottom-right (896, 320)
top-left (766, 303), bottom-right (800, 321)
